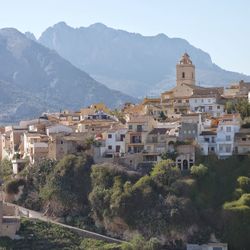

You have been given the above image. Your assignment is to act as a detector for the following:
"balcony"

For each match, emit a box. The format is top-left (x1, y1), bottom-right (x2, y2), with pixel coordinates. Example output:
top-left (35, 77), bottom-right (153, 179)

top-left (173, 102), bottom-right (189, 107)
top-left (129, 141), bottom-right (142, 145)
top-left (130, 136), bottom-right (142, 144)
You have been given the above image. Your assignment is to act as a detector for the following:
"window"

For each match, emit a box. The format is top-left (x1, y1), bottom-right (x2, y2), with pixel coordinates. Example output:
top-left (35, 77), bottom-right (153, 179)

top-left (195, 99), bottom-right (197, 103)
top-left (226, 127), bottom-right (231, 132)
top-left (226, 135), bottom-right (231, 141)
top-left (219, 144), bottom-right (223, 152)
top-left (108, 145), bottom-right (112, 150)
top-left (212, 137), bottom-right (215, 143)
top-left (217, 105), bottom-right (220, 109)
top-left (242, 138), bottom-right (247, 141)
top-left (182, 72), bottom-right (185, 78)
top-left (208, 99), bottom-right (211, 103)
top-left (178, 100), bottom-right (182, 103)
top-left (128, 125), bottom-right (133, 130)
top-left (213, 247), bottom-right (222, 250)
top-left (205, 138), bottom-right (210, 142)
top-left (152, 136), bottom-right (157, 143)
top-left (192, 72), bottom-right (194, 79)
top-left (209, 106), bottom-right (213, 110)
top-left (108, 134), bottom-right (112, 139)
top-left (186, 100), bottom-right (189, 103)
top-left (226, 145), bottom-right (231, 152)
top-left (137, 125), bottom-right (142, 132)
top-left (61, 140), bottom-right (63, 144)
top-left (201, 99), bottom-right (204, 103)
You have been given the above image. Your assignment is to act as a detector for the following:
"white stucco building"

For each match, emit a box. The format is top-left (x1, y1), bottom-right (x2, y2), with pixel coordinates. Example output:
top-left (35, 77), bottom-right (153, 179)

top-left (189, 89), bottom-right (225, 117)
top-left (100, 127), bottom-right (127, 157)
top-left (216, 116), bottom-right (241, 158)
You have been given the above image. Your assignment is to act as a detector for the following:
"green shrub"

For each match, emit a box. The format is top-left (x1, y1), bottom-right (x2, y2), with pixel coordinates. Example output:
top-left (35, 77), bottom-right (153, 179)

top-left (237, 176), bottom-right (250, 193)
top-left (190, 164), bottom-right (208, 178)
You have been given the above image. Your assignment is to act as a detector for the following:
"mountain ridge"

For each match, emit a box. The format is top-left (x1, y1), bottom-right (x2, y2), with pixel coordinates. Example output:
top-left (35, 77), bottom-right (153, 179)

top-left (0, 28), bottom-right (137, 123)
top-left (38, 22), bottom-right (250, 97)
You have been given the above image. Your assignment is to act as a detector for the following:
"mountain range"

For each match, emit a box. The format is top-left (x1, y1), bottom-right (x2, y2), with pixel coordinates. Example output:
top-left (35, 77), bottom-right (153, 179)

top-left (38, 22), bottom-right (250, 98)
top-left (0, 22), bottom-right (249, 123)
top-left (0, 28), bottom-right (137, 123)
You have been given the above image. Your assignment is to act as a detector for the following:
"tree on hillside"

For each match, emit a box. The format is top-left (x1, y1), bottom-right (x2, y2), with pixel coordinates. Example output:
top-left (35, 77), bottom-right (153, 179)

top-left (40, 154), bottom-right (93, 217)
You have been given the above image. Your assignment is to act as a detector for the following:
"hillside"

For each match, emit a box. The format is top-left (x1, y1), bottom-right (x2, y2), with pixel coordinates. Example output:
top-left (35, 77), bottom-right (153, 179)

top-left (39, 22), bottom-right (250, 97)
top-left (0, 219), bottom-right (121, 250)
top-left (0, 28), bottom-right (137, 123)
top-left (4, 154), bottom-right (250, 250)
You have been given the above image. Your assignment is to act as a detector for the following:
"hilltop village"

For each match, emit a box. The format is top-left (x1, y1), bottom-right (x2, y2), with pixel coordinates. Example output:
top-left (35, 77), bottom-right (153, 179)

top-left (0, 53), bottom-right (249, 172)
top-left (0, 54), bottom-right (250, 250)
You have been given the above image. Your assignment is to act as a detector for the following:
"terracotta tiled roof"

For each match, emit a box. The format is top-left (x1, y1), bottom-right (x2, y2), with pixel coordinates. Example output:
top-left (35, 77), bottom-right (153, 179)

top-left (191, 87), bottom-right (223, 98)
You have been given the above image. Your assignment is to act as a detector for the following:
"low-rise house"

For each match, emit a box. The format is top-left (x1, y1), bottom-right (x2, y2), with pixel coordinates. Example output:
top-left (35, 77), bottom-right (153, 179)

top-left (48, 133), bottom-right (88, 160)
top-left (197, 114), bottom-right (241, 158)
top-left (0, 198), bottom-right (20, 239)
top-left (234, 129), bottom-right (250, 155)
top-left (160, 90), bottom-right (175, 116)
top-left (143, 128), bottom-right (176, 162)
top-left (46, 124), bottom-right (73, 136)
top-left (216, 115), bottom-right (241, 158)
top-left (142, 97), bottom-right (162, 118)
top-left (223, 80), bottom-right (250, 99)
top-left (19, 118), bottom-right (51, 129)
top-left (179, 122), bottom-right (198, 141)
top-left (125, 115), bottom-right (156, 154)
top-left (176, 144), bottom-right (195, 170)
top-left (198, 130), bottom-right (217, 155)
top-left (23, 132), bottom-right (49, 163)
top-left (179, 113), bottom-right (203, 142)
top-left (187, 242), bottom-right (228, 250)
top-left (58, 111), bottom-right (81, 125)
top-left (77, 120), bottom-right (118, 135)
top-left (83, 110), bottom-right (117, 122)
top-left (100, 126), bottom-right (127, 157)
top-left (189, 88), bottom-right (225, 117)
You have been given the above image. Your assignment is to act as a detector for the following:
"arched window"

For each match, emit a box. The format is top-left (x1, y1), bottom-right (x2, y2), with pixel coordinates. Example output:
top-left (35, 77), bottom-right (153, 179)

top-left (183, 159), bottom-right (188, 170)
top-left (182, 72), bottom-right (185, 78)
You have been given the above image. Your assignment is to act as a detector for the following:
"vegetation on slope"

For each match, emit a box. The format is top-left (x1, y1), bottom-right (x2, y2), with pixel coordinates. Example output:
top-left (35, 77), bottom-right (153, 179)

top-left (0, 218), bottom-right (121, 250)
top-left (2, 154), bottom-right (250, 249)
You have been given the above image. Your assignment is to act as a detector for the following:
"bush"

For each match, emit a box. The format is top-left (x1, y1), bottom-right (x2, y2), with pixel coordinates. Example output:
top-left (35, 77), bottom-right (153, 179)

top-left (80, 238), bottom-right (121, 250)
top-left (5, 178), bottom-right (26, 194)
top-left (190, 164), bottom-right (208, 178)
top-left (0, 159), bottom-right (13, 181)
top-left (237, 176), bottom-right (250, 193)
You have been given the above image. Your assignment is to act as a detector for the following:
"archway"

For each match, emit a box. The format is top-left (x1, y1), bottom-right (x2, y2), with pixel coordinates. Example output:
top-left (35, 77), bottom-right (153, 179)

top-left (183, 159), bottom-right (188, 170)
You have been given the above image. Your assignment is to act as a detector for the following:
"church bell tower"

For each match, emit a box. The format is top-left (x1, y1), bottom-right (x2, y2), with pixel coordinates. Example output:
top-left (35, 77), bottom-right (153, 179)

top-left (176, 53), bottom-right (195, 86)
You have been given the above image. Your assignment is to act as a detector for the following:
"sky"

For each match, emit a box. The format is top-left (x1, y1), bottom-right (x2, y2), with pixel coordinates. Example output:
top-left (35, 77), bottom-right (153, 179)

top-left (0, 0), bottom-right (249, 74)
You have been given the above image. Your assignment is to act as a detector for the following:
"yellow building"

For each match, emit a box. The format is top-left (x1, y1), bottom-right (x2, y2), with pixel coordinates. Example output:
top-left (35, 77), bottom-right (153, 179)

top-left (125, 115), bottom-right (156, 154)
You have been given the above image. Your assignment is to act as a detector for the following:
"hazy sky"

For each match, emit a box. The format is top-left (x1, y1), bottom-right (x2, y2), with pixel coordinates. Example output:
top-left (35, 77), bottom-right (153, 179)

top-left (0, 0), bottom-right (249, 74)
